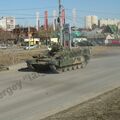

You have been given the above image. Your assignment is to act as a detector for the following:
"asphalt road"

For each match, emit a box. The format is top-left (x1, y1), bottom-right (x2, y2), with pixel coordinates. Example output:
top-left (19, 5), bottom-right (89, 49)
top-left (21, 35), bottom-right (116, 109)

top-left (0, 55), bottom-right (120, 120)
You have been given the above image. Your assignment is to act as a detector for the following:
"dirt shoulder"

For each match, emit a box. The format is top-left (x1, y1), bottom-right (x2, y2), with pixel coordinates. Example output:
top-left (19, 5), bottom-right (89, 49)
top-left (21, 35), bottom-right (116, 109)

top-left (0, 47), bottom-right (47, 66)
top-left (42, 87), bottom-right (120, 120)
top-left (0, 46), bottom-right (120, 66)
top-left (91, 46), bottom-right (120, 58)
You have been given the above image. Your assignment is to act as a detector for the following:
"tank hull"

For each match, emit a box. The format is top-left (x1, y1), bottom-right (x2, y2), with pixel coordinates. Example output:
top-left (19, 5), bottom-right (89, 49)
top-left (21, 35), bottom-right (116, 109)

top-left (31, 64), bottom-right (50, 71)
top-left (26, 60), bottom-right (50, 71)
top-left (26, 45), bottom-right (91, 73)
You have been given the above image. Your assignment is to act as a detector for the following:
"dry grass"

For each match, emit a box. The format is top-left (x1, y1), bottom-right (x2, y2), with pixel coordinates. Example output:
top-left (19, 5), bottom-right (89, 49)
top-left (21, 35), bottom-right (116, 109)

top-left (0, 46), bottom-right (120, 66)
top-left (0, 48), bottom-right (46, 65)
top-left (42, 87), bottom-right (120, 120)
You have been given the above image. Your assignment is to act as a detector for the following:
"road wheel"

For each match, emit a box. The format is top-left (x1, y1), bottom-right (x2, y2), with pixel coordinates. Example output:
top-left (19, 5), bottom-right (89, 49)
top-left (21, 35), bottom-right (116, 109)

top-left (81, 61), bottom-right (87, 68)
top-left (49, 65), bottom-right (59, 73)
top-left (68, 66), bottom-right (72, 71)
top-left (77, 64), bottom-right (81, 69)
top-left (62, 67), bottom-right (67, 72)
top-left (72, 65), bottom-right (76, 70)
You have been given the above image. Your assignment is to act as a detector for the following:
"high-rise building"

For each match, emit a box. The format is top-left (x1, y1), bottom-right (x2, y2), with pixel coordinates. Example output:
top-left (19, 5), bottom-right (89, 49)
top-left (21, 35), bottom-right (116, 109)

top-left (85, 16), bottom-right (92, 29)
top-left (85, 15), bottom-right (98, 29)
top-left (72, 8), bottom-right (77, 27)
top-left (91, 16), bottom-right (98, 26)
top-left (36, 12), bottom-right (40, 31)
top-left (53, 10), bottom-right (57, 31)
top-left (0, 16), bottom-right (15, 31)
top-left (117, 22), bottom-right (120, 29)
top-left (99, 18), bottom-right (120, 27)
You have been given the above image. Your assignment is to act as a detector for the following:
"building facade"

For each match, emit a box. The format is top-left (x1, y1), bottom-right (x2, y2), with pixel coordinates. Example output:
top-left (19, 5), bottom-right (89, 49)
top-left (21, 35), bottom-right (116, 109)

top-left (0, 16), bottom-right (16, 31)
top-left (85, 15), bottom-right (120, 29)
top-left (99, 19), bottom-right (120, 27)
top-left (85, 15), bottom-right (98, 29)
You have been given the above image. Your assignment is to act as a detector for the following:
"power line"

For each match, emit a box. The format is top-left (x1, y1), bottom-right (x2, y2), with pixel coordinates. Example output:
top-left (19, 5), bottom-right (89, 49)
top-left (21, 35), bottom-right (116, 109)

top-left (0, 7), bottom-right (120, 17)
top-left (0, 13), bottom-right (36, 17)
top-left (15, 16), bottom-right (57, 20)
top-left (1, 8), bottom-right (120, 19)
top-left (65, 8), bottom-right (120, 16)
top-left (0, 6), bottom-right (57, 11)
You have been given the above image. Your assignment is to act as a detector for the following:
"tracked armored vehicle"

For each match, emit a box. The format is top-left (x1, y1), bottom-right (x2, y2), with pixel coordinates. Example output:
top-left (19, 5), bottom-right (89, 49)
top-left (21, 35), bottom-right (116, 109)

top-left (0, 64), bottom-right (9, 72)
top-left (26, 44), bottom-right (90, 73)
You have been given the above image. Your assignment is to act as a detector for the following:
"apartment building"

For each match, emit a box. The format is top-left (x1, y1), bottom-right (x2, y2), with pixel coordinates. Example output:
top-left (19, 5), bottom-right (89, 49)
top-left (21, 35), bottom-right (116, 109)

top-left (0, 16), bottom-right (16, 31)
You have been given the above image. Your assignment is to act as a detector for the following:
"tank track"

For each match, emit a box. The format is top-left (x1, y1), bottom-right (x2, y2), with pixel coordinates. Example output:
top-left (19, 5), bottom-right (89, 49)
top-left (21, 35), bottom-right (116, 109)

top-left (49, 61), bottom-right (87, 73)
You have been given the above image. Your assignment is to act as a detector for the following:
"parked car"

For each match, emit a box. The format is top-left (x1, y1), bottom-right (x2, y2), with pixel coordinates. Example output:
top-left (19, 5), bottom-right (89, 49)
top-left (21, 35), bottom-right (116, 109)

top-left (77, 41), bottom-right (94, 46)
top-left (24, 45), bottom-right (38, 50)
top-left (0, 44), bottom-right (7, 49)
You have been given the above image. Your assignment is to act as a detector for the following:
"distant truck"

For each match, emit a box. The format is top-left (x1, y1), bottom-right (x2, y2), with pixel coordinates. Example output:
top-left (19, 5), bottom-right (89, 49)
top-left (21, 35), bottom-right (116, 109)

top-left (73, 38), bottom-right (87, 43)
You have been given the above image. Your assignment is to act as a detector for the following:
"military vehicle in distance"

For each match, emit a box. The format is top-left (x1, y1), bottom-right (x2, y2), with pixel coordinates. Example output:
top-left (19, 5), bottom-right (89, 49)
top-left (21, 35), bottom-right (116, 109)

top-left (26, 44), bottom-right (90, 73)
top-left (0, 64), bottom-right (9, 72)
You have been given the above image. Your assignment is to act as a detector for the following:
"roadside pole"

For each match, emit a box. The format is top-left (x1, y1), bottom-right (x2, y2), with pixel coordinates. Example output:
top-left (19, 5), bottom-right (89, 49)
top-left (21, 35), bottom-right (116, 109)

top-left (28, 26), bottom-right (30, 50)
top-left (58, 0), bottom-right (63, 46)
top-left (69, 24), bottom-right (72, 49)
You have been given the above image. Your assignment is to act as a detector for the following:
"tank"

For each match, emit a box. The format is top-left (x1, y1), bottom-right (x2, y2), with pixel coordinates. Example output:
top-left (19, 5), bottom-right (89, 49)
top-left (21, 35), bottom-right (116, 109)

top-left (26, 44), bottom-right (90, 73)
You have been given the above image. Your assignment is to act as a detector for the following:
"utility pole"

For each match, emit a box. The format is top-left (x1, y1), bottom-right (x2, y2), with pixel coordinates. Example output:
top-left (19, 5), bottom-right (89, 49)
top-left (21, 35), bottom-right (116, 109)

top-left (69, 24), bottom-right (72, 49)
top-left (28, 26), bottom-right (30, 50)
top-left (58, 0), bottom-right (63, 46)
